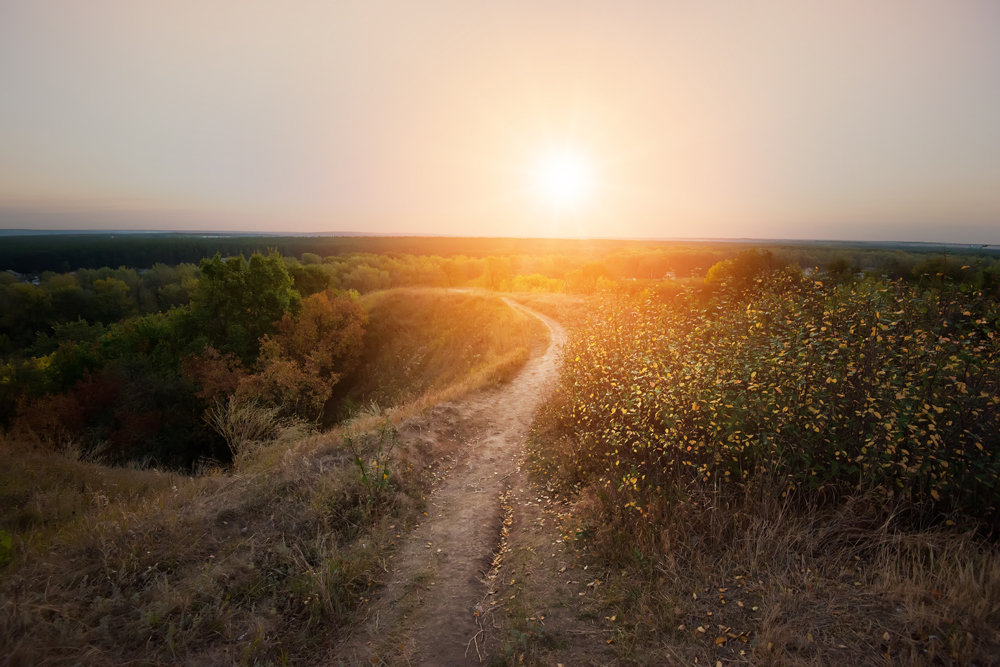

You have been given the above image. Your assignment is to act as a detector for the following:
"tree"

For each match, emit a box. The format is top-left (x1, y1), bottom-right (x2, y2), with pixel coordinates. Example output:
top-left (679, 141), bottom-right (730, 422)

top-left (92, 277), bottom-right (134, 323)
top-left (190, 251), bottom-right (301, 363)
top-left (288, 262), bottom-right (331, 296)
top-left (248, 290), bottom-right (367, 420)
top-left (343, 264), bottom-right (390, 293)
top-left (565, 261), bottom-right (612, 293)
top-left (706, 249), bottom-right (783, 287)
top-left (826, 256), bottom-right (858, 282)
top-left (481, 256), bottom-right (512, 290)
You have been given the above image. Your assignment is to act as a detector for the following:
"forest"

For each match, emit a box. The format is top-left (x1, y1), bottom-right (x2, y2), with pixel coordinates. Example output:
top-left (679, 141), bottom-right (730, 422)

top-left (2, 235), bottom-right (1000, 664)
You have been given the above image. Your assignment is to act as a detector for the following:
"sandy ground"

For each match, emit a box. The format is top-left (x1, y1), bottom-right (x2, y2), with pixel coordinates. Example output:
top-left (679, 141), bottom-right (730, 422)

top-left (329, 300), bottom-right (617, 665)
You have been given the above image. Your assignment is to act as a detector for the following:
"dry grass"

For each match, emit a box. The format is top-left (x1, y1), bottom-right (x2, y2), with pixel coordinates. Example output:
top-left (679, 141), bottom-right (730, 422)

top-left (0, 425), bottom-right (400, 665)
top-left (505, 291), bottom-right (595, 331)
top-left (340, 288), bottom-right (549, 416)
top-left (0, 447), bottom-right (183, 551)
top-left (204, 395), bottom-right (287, 463)
top-left (0, 287), bottom-right (549, 665)
top-left (524, 397), bottom-right (1000, 663)
top-left (528, 471), bottom-right (1000, 665)
top-left (514, 279), bottom-right (1000, 664)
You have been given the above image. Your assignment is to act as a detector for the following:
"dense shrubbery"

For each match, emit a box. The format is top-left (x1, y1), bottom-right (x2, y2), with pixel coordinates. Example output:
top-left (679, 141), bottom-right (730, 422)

top-left (534, 267), bottom-right (1000, 526)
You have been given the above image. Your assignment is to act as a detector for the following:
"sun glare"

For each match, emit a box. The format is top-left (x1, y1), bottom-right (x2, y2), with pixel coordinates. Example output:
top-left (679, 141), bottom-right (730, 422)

top-left (531, 148), bottom-right (595, 212)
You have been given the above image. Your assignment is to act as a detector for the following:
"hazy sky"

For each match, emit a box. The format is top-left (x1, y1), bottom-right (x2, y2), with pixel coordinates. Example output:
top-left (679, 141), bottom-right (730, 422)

top-left (2, 1), bottom-right (999, 242)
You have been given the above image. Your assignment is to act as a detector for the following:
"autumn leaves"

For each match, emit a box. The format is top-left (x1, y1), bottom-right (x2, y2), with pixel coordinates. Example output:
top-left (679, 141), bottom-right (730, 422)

top-left (540, 270), bottom-right (1000, 525)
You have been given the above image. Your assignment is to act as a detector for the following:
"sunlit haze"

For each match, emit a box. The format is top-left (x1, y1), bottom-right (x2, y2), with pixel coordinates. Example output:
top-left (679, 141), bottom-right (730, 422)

top-left (531, 148), bottom-right (596, 213)
top-left (1, 1), bottom-right (999, 242)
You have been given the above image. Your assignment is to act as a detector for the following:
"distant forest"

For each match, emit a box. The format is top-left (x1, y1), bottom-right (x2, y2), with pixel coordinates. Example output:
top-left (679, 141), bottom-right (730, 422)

top-left (2, 232), bottom-right (998, 275)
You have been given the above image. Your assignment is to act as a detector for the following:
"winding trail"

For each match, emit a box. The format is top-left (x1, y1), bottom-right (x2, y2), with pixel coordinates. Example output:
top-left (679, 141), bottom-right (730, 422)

top-left (330, 299), bottom-right (567, 665)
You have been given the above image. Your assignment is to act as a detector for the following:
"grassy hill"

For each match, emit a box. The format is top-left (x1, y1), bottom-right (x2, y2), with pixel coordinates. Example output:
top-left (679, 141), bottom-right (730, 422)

top-left (337, 288), bottom-right (549, 418)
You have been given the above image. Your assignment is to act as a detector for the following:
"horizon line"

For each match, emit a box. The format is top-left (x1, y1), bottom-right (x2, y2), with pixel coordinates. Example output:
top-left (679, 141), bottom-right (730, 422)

top-left (0, 227), bottom-right (995, 249)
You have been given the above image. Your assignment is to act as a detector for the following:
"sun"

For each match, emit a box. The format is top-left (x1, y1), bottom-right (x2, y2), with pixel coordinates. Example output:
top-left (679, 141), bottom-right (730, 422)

top-left (531, 148), bottom-right (595, 212)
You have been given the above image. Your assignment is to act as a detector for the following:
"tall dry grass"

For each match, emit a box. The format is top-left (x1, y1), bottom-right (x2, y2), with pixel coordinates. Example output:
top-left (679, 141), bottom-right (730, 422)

top-left (0, 424), bottom-right (399, 665)
top-left (547, 476), bottom-right (1000, 664)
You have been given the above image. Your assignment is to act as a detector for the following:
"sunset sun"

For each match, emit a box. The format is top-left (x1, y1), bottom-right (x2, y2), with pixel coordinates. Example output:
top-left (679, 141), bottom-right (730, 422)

top-left (531, 148), bottom-right (595, 212)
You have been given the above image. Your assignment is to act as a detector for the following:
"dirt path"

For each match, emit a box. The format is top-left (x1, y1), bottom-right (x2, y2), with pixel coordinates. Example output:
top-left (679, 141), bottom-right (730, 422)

top-left (330, 299), bottom-right (614, 665)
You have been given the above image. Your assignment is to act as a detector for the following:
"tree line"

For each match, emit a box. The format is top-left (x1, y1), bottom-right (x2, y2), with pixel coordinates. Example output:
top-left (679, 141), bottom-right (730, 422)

top-left (3, 242), bottom-right (998, 468)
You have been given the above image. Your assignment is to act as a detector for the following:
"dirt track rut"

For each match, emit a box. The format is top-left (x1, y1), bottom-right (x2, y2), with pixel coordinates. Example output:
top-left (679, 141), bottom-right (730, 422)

top-left (330, 300), bottom-right (566, 665)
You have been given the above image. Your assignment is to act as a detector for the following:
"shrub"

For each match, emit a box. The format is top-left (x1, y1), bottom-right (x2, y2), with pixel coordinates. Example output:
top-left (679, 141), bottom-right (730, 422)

top-left (533, 272), bottom-right (1000, 526)
top-left (204, 394), bottom-right (283, 461)
top-left (345, 418), bottom-right (398, 510)
top-left (246, 290), bottom-right (367, 420)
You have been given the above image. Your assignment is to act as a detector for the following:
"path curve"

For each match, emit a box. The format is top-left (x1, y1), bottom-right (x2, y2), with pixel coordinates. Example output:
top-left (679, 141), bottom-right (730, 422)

top-left (330, 298), bottom-right (565, 665)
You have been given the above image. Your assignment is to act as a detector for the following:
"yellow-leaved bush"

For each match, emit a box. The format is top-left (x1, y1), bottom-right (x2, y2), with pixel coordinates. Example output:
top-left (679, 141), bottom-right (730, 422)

top-left (534, 269), bottom-right (1000, 525)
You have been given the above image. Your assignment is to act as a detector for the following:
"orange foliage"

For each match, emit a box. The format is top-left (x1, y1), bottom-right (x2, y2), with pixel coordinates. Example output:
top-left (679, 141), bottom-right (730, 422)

top-left (181, 346), bottom-right (247, 402)
top-left (244, 291), bottom-right (368, 420)
top-left (181, 291), bottom-right (367, 422)
top-left (10, 392), bottom-right (86, 450)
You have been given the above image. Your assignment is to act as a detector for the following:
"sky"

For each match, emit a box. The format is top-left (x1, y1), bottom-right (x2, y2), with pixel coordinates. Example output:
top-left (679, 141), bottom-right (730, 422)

top-left (1, 1), bottom-right (999, 243)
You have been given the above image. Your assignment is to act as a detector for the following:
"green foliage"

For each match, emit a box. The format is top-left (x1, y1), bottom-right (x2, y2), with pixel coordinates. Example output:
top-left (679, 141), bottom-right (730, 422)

top-left (480, 256), bottom-right (513, 290)
top-left (509, 273), bottom-right (564, 292)
top-left (0, 263), bottom-right (199, 358)
top-left (565, 261), bottom-right (613, 293)
top-left (705, 248), bottom-right (783, 287)
top-left (6, 266), bottom-right (365, 466)
top-left (345, 419), bottom-right (397, 507)
top-left (288, 261), bottom-right (332, 296)
top-left (536, 271), bottom-right (1000, 525)
top-left (4, 239), bottom-right (997, 475)
top-left (91, 277), bottom-right (134, 322)
top-left (189, 251), bottom-right (301, 363)
top-left (339, 262), bottom-right (388, 292)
